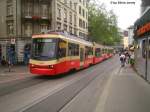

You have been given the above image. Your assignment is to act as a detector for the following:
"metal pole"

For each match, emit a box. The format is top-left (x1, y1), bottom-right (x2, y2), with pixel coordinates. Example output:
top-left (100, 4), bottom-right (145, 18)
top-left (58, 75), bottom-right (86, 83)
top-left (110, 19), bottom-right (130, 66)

top-left (145, 36), bottom-right (148, 80)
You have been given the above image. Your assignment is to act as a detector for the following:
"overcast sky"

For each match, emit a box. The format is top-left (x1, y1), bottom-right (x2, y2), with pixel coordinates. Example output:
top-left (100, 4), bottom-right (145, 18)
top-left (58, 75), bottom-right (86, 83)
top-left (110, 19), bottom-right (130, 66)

top-left (96, 0), bottom-right (142, 30)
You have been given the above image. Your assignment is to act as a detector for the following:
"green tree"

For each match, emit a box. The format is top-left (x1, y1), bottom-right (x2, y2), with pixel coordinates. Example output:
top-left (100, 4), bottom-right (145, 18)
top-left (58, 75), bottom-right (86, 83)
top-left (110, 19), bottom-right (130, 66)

top-left (88, 3), bottom-right (121, 45)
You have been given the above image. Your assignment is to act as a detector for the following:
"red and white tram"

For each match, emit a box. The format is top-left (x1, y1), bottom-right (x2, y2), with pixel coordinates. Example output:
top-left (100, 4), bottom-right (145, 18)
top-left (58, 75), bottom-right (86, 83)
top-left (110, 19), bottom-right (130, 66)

top-left (29, 31), bottom-right (113, 76)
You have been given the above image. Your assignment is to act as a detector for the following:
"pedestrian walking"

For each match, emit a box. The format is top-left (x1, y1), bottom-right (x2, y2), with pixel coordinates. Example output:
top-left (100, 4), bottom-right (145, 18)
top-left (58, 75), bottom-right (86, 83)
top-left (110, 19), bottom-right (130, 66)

top-left (125, 51), bottom-right (131, 64)
top-left (130, 51), bottom-right (135, 66)
top-left (120, 52), bottom-right (126, 67)
top-left (7, 47), bottom-right (15, 72)
top-left (24, 45), bottom-right (30, 65)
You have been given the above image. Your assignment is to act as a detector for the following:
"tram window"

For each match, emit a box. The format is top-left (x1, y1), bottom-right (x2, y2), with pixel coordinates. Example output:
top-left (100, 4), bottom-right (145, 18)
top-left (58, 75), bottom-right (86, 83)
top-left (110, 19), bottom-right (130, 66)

top-left (95, 48), bottom-right (101, 57)
top-left (106, 49), bottom-right (108, 53)
top-left (85, 47), bottom-right (88, 58)
top-left (68, 43), bottom-right (79, 56)
top-left (89, 47), bottom-right (93, 55)
top-left (142, 40), bottom-right (146, 58)
top-left (102, 49), bottom-right (105, 54)
top-left (58, 40), bottom-right (67, 58)
top-left (85, 46), bottom-right (93, 56)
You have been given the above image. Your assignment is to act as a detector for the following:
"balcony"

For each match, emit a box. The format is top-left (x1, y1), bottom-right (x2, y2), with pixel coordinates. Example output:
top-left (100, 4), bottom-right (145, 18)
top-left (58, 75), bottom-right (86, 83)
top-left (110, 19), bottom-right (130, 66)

top-left (22, 0), bottom-right (52, 21)
top-left (22, 11), bottom-right (51, 22)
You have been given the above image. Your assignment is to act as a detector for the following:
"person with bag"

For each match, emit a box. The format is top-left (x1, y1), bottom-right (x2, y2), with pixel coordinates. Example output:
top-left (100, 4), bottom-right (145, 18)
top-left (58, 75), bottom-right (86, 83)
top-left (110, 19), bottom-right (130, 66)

top-left (120, 52), bottom-right (126, 67)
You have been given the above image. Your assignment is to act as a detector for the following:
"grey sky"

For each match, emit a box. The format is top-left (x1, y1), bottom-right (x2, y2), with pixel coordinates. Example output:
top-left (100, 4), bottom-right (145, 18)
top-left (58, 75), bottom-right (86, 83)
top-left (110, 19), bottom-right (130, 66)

top-left (96, 0), bottom-right (141, 30)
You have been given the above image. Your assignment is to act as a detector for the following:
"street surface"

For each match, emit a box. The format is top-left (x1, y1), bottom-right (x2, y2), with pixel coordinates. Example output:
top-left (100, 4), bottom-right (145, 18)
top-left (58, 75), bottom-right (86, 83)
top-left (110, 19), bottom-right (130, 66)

top-left (0, 56), bottom-right (150, 112)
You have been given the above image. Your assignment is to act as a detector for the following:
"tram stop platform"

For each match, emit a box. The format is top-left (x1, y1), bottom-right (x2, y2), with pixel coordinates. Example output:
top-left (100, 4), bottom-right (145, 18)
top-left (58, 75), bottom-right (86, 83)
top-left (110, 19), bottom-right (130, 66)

top-left (95, 65), bottom-right (150, 112)
top-left (0, 65), bottom-right (31, 83)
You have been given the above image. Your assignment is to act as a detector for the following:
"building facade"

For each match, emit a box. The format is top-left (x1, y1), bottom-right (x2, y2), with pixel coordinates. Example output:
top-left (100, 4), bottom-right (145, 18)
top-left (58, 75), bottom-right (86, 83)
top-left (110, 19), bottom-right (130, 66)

top-left (134, 3), bottom-right (150, 82)
top-left (127, 25), bottom-right (134, 46)
top-left (0, 0), bottom-right (89, 63)
top-left (55, 0), bottom-right (88, 38)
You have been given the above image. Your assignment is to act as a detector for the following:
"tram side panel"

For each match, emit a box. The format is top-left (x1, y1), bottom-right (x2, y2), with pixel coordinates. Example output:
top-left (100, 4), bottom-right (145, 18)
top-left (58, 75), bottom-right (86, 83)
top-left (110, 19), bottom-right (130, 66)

top-left (93, 48), bottom-right (104, 64)
top-left (29, 32), bottom-right (113, 76)
top-left (83, 46), bottom-right (94, 68)
top-left (67, 43), bottom-right (80, 71)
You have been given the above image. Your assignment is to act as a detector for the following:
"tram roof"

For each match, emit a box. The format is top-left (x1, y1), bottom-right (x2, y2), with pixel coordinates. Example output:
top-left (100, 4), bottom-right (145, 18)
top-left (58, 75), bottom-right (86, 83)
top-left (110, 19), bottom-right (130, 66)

top-left (93, 43), bottom-right (104, 48)
top-left (32, 32), bottom-right (93, 46)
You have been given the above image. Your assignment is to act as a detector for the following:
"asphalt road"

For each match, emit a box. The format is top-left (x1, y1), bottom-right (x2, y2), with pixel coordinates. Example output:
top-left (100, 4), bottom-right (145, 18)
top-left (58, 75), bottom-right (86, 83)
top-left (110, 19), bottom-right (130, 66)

top-left (0, 56), bottom-right (119, 112)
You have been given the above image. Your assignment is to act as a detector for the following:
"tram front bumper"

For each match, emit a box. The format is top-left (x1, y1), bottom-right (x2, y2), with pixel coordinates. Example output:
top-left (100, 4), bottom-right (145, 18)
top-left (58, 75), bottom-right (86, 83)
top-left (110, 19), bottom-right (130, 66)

top-left (30, 68), bottom-right (56, 75)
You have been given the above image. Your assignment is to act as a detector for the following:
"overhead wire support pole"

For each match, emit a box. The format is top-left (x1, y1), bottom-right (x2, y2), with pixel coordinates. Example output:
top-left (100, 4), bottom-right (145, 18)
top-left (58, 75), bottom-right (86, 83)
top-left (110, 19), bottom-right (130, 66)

top-left (145, 35), bottom-right (148, 81)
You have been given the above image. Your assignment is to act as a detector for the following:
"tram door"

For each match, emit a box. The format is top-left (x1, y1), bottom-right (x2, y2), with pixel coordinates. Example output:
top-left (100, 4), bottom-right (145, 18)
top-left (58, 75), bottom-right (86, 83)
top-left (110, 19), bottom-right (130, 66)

top-left (80, 47), bottom-right (85, 67)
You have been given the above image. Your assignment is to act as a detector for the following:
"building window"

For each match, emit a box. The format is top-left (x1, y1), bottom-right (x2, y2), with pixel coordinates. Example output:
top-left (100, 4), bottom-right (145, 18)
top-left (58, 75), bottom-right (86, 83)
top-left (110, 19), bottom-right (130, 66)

top-left (63, 24), bottom-right (67, 31)
top-left (74, 3), bottom-right (77, 10)
top-left (83, 21), bottom-right (85, 29)
top-left (69, 12), bottom-right (72, 24)
top-left (41, 4), bottom-right (48, 17)
top-left (86, 12), bottom-right (88, 19)
top-left (79, 32), bottom-right (81, 36)
top-left (7, 0), bottom-right (13, 3)
top-left (57, 22), bottom-right (61, 30)
top-left (69, 26), bottom-right (72, 34)
top-left (7, 4), bottom-right (13, 16)
top-left (25, 2), bottom-right (33, 16)
top-left (82, 9), bottom-right (85, 17)
top-left (40, 24), bottom-right (48, 32)
top-left (79, 19), bottom-right (82, 28)
top-left (70, 1), bottom-right (72, 8)
top-left (83, 0), bottom-right (85, 6)
top-left (57, 5), bottom-right (61, 20)
top-left (74, 28), bottom-right (77, 35)
top-left (74, 15), bottom-right (77, 26)
top-left (7, 22), bottom-right (14, 36)
top-left (86, 2), bottom-right (88, 8)
top-left (64, 8), bottom-right (67, 22)
top-left (57, 8), bottom-right (61, 17)
top-left (25, 23), bottom-right (32, 36)
top-left (64, 0), bottom-right (67, 4)
top-left (86, 22), bottom-right (88, 29)
top-left (79, 6), bottom-right (81, 15)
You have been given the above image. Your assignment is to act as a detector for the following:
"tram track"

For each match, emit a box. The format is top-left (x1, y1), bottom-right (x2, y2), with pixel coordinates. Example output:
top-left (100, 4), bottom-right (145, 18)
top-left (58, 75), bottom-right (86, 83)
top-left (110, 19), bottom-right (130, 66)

top-left (0, 57), bottom-right (116, 98)
top-left (0, 72), bottom-right (81, 97)
top-left (0, 76), bottom-right (47, 97)
top-left (0, 57), bottom-right (118, 112)
top-left (23, 57), bottom-right (119, 112)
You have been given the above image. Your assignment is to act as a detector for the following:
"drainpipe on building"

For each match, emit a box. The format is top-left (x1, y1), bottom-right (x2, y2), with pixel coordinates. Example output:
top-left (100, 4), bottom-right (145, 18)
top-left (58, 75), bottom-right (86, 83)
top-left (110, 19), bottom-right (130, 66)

top-left (15, 0), bottom-right (18, 64)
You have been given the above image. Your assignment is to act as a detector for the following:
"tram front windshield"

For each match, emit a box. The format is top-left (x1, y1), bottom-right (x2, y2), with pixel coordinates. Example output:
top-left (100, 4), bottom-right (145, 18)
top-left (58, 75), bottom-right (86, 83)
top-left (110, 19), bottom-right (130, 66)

top-left (31, 38), bottom-right (57, 60)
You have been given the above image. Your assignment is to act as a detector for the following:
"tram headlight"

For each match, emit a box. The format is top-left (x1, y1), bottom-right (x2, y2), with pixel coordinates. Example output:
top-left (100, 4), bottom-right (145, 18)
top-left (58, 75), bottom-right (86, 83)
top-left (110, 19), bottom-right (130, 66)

top-left (31, 64), bottom-right (35, 67)
top-left (49, 65), bottom-right (54, 69)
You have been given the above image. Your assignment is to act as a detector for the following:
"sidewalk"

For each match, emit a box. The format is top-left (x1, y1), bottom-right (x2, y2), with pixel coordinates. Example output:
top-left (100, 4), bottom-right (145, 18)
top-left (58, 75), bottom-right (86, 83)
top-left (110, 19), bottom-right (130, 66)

top-left (95, 65), bottom-right (150, 112)
top-left (0, 65), bottom-right (31, 83)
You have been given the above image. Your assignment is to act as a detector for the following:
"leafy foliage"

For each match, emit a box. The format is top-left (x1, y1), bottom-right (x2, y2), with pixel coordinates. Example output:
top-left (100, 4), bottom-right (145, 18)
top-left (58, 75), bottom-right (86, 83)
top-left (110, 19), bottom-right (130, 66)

top-left (88, 3), bottom-right (121, 45)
